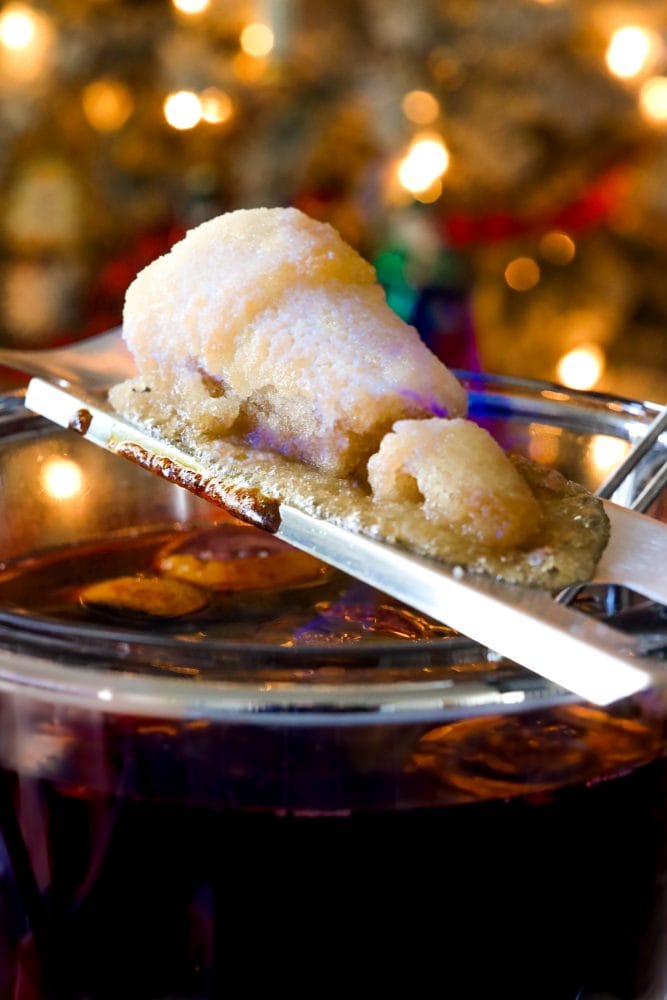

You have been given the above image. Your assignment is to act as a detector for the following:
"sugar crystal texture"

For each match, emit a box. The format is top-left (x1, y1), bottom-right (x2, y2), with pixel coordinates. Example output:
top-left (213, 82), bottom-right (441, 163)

top-left (367, 418), bottom-right (542, 548)
top-left (122, 207), bottom-right (467, 476)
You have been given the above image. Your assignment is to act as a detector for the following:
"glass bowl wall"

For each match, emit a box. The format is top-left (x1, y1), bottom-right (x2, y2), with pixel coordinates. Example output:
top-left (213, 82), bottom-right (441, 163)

top-left (0, 376), bottom-right (663, 814)
top-left (3, 377), bottom-right (667, 1000)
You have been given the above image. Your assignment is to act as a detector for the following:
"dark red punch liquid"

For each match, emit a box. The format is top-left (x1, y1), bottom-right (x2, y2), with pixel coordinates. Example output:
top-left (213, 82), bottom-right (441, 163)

top-left (0, 527), bottom-right (664, 999)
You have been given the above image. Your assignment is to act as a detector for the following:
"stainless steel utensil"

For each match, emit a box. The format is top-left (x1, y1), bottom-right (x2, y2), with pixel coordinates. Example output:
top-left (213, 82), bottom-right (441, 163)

top-left (2, 328), bottom-right (667, 707)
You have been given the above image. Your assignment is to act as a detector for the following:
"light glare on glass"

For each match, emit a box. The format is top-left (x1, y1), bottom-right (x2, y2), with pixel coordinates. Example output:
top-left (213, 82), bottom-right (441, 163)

top-left (589, 436), bottom-right (628, 477)
top-left (557, 344), bottom-right (605, 390)
top-left (402, 90), bottom-right (440, 125)
top-left (240, 23), bottom-right (274, 57)
top-left (639, 76), bottom-right (667, 123)
top-left (41, 458), bottom-right (84, 500)
top-left (528, 425), bottom-right (562, 465)
top-left (163, 91), bottom-right (202, 130)
top-left (605, 25), bottom-right (660, 79)
top-left (397, 136), bottom-right (450, 194)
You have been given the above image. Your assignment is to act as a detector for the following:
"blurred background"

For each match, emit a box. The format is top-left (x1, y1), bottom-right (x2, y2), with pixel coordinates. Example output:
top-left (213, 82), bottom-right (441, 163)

top-left (1, 0), bottom-right (667, 401)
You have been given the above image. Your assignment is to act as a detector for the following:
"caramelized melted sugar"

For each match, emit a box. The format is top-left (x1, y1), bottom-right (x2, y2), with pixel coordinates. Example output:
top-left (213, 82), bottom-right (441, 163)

top-left (110, 375), bottom-right (611, 588)
top-left (68, 408), bottom-right (92, 435)
top-left (114, 442), bottom-right (281, 531)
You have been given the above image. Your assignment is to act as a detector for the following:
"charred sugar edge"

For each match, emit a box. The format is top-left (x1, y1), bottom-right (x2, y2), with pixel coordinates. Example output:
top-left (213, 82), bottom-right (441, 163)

top-left (113, 441), bottom-right (281, 532)
top-left (68, 409), bottom-right (93, 435)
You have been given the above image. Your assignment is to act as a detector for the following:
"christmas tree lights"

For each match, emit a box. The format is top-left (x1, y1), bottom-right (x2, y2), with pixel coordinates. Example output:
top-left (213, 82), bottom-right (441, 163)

top-left (0, 1), bottom-right (666, 402)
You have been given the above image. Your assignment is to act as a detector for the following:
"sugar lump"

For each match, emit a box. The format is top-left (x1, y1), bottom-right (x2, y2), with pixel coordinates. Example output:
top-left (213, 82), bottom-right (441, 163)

top-left (119, 207), bottom-right (467, 477)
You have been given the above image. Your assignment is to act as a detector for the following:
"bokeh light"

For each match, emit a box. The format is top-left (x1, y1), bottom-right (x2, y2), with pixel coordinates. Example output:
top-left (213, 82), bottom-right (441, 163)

top-left (397, 135), bottom-right (449, 194)
top-left (414, 178), bottom-right (443, 203)
top-left (557, 344), bottom-right (605, 390)
top-left (232, 51), bottom-right (268, 82)
top-left (0, 2), bottom-right (53, 81)
top-left (240, 23), bottom-right (274, 58)
top-left (639, 76), bottom-right (667, 124)
top-left (200, 87), bottom-right (234, 125)
top-left (82, 79), bottom-right (134, 132)
top-left (0, 3), bottom-right (36, 50)
top-left (1, 0), bottom-right (667, 410)
top-left (605, 25), bottom-right (660, 80)
top-left (171, 0), bottom-right (209, 13)
top-left (163, 91), bottom-right (202, 130)
top-left (539, 231), bottom-right (576, 265)
top-left (504, 257), bottom-right (541, 291)
top-left (402, 90), bottom-right (440, 125)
